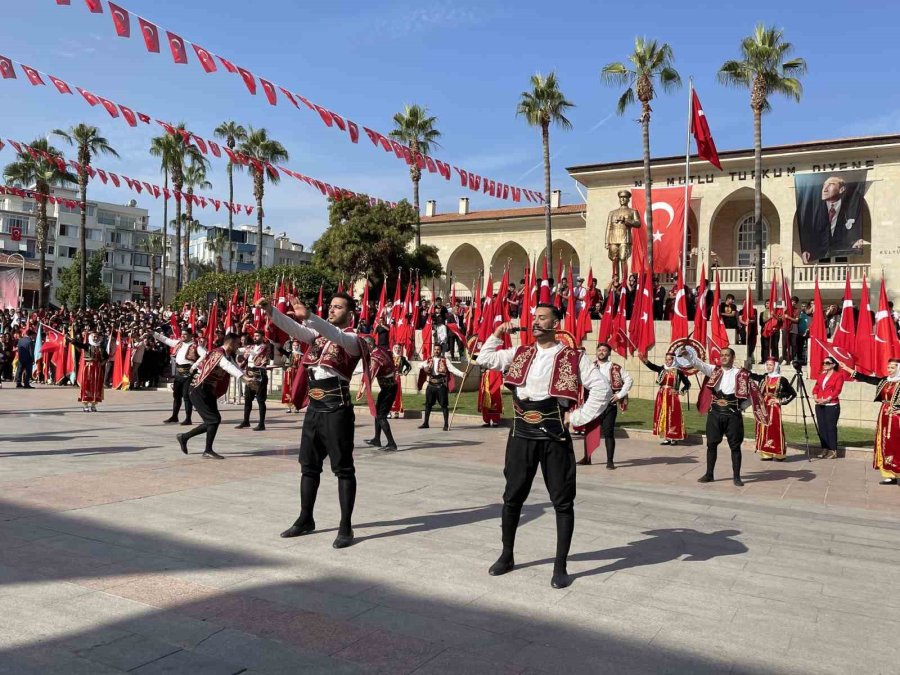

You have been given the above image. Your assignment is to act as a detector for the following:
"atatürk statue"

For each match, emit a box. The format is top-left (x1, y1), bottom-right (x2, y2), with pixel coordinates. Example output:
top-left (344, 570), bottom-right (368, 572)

top-left (606, 189), bottom-right (641, 279)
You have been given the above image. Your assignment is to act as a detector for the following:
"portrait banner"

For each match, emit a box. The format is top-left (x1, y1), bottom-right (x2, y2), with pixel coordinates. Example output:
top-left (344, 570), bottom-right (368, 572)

top-left (795, 170), bottom-right (868, 263)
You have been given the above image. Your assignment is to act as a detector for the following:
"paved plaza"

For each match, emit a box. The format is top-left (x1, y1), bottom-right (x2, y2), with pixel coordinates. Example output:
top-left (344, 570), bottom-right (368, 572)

top-left (1, 386), bottom-right (899, 674)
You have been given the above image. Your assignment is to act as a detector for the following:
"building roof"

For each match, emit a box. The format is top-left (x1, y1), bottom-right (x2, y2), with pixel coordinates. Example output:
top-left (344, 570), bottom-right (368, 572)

top-left (566, 134), bottom-right (900, 174)
top-left (422, 203), bottom-right (585, 223)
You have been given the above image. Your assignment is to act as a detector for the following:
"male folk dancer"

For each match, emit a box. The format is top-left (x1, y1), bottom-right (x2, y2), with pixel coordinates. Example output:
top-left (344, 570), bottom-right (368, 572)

top-left (577, 342), bottom-right (632, 468)
top-left (261, 293), bottom-right (365, 549)
top-left (749, 358), bottom-right (796, 461)
top-left (679, 346), bottom-right (763, 486)
top-left (236, 329), bottom-right (270, 431)
top-left (280, 338), bottom-right (304, 413)
top-left (638, 350), bottom-right (690, 445)
top-left (390, 344), bottom-right (411, 418)
top-left (177, 333), bottom-right (249, 460)
top-left (840, 359), bottom-right (900, 485)
top-left (477, 305), bottom-right (610, 589)
top-left (66, 331), bottom-right (108, 412)
top-left (417, 343), bottom-right (464, 430)
top-left (154, 327), bottom-right (206, 425)
top-left (363, 336), bottom-right (399, 452)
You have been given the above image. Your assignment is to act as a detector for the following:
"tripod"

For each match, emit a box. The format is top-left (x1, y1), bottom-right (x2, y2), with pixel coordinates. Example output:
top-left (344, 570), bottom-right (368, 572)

top-left (787, 363), bottom-right (819, 462)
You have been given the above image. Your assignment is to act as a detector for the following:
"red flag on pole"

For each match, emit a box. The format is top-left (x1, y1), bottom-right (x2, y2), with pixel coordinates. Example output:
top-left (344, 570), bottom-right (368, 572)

top-left (564, 264), bottom-right (577, 339)
top-left (670, 270), bottom-right (689, 341)
top-left (708, 270), bottom-right (729, 365)
top-left (690, 89), bottom-right (722, 170)
top-left (597, 284), bottom-right (615, 346)
top-left (874, 278), bottom-right (900, 377)
top-left (576, 267), bottom-right (594, 344)
top-left (360, 279), bottom-right (370, 325)
top-left (692, 264), bottom-right (707, 344)
top-left (832, 273), bottom-right (856, 353)
top-left (855, 275), bottom-right (875, 375)
top-left (628, 187), bottom-right (690, 274)
top-left (539, 256), bottom-right (551, 304)
top-left (808, 273), bottom-right (827, 376)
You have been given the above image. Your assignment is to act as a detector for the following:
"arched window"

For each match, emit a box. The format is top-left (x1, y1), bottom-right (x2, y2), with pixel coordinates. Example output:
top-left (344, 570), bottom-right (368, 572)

top-left (736, 214), bottom-right (768, 267)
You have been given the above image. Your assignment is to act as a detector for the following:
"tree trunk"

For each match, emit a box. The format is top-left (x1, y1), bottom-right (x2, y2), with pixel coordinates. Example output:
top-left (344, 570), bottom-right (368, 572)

top-left (255, 175), bottom-right (264, 269)
top-left (183, 190), bottom-right (193, 285)
top-left (753, 107), bottom-right (763, 299)
top-left (542, 121), bottom-right (552, 268)
top-left (216, 255), bottom-right (223, 274)
top-left (227, 161), bottom-right (234, 273)
top-left (79, 171), bottom-right (87, 309)
top-left (37, 202), bottom-right (47, 309)
top-left (161, 170), bottom-right (168, 302)
top-left (174, 186), bottom-right (183, 290)
top-left (642, 111), bottom-right (654, 276)
top-left (413, 175), bottom-right (421, 249)
top-left (149, 261), bottom-right (156, 307)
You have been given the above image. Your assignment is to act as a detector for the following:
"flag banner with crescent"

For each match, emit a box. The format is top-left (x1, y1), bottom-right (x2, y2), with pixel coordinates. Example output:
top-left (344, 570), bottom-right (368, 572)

top-left (874, 278), bottom-right (900, 377)
top-left (832, 273), bottom-right (856, 353)
top-left (629, 186), bottom-right (691, 275)
top-left (811, 338), bottom-right (855, 369)
top-left (854, 275), bottom-right (875, 375)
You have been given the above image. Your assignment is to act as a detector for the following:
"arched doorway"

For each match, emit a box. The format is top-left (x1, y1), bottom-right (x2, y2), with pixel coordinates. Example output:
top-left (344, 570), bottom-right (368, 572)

top-left (539, 239), bottom-right (581, 281)
top-left (708, 187), bottom-right (781, 268)
top-left (446, 243), bottom-right (485, 299)
top-left (490, 241), bottom-right (530, 293)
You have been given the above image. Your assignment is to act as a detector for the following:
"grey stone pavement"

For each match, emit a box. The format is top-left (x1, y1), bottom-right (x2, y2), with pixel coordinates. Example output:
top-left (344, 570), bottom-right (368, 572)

top-left (1, 386), bottom-right (899, 674)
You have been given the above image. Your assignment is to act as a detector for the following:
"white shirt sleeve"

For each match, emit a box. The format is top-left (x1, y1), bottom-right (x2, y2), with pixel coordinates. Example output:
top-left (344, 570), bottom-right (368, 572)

top-left (152, 331), bottom-right (177, 348)
top-left (190, 353), bottom-right (206, 373)
top-left (569, 354), bottom-right (611, 427)
top-left (304, 313), bottom-right (360, 356)
top-left (446, 360), bottom-right (465, 378)
top-left (688, 353), bottom-right (715, 378)
top-left (270, 308), bottom-right (318, 344)
top-left (475, 335), bottom-right (516, 372)
top-left (219, 355), bottom-right (245, 378)
top-left (196, 344), bottom-right (208, 359)
top-left (617, 367), bottom-right (634, 398)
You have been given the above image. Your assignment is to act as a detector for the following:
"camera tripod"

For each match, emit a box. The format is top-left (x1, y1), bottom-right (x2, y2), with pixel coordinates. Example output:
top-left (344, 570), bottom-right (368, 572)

top-left (787, 363), bottom-right (819, 462)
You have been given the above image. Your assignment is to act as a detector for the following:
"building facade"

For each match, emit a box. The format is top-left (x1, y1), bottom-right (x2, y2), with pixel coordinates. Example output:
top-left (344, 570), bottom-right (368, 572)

top-left (189, 224), bottom-right (312, 272)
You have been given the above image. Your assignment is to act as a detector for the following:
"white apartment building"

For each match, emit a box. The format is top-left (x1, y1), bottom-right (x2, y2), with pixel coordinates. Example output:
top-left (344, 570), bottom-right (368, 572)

top-left (189, 224), bottom-right (312, 273)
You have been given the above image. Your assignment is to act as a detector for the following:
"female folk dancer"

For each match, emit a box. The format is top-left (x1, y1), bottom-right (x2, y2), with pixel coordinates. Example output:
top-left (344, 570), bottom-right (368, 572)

top-left (280, 338), bottom-right (304, 413)
top-left (390, 344), bottom-right (411, 418)
top-left (66, 331), bottom-right (108, 412)
top-left (749, 357), bottom-right (796, 461)
top-left (638, 350), bottom-right (690, 445)
top-left (840, 359), bottom-right (900, 485)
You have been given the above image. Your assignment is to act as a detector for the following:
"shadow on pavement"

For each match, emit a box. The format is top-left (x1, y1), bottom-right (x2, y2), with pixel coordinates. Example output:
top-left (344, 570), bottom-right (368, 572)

top-left (0, 446), bottom-right (149, 458)
top-left (615, 455), bottom-right (699, 467)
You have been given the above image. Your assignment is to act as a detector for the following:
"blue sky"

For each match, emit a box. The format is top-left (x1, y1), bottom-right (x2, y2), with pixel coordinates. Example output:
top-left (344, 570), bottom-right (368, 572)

top-left (3, 0), bottom-right (897, 248)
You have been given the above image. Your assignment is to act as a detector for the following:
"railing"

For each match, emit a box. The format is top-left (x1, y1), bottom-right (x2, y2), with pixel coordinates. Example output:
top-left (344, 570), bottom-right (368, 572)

top-left (793, 263), bottom-right (870, 285)
top-left (708, 266), bottom-right (776, 286)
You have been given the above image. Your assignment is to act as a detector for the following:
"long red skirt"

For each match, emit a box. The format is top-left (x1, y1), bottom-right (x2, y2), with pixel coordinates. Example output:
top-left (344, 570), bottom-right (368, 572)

top-left (755, 401), bottom-right (786, 458)
top-left (390, 374), bottom-right (404, 414)
top-left (874, 403), bottom-right (900, 475)
top-left (282, 365), bottom-right (299, 405)
top-left (653, 386), bottom-right (685, 440)
top-left (78, 361), bottom-right (104, 404)
top-left (478, 370), bottom-right (503, 424)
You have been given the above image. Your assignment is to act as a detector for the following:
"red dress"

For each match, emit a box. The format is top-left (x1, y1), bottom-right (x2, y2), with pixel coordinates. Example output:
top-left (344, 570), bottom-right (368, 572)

top-left (74, 342), bottom-right (106, 404)
top-left (753, 375), bottom-right (796, 459)
top-left (653, 369), bottom-right (686, 441)
top-left (478, 369), bottom-right (503, 424)
top-left (391, 354), bottom-right (405, 414)
top-left (874, 381), bottom-right (900, 475)
top-left (281, 352), bottom-right (302, 405)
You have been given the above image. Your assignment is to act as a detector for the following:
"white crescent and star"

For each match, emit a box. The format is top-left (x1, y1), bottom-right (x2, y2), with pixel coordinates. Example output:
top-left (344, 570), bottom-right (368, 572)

top-left (143, 25), bottom-right (157, 45)
top-left (674, 289), bottom-right (687, 318)
top-left (875, 310), bottom-right (891, 343)
top-left (113, 9), bottom-right (127, 28)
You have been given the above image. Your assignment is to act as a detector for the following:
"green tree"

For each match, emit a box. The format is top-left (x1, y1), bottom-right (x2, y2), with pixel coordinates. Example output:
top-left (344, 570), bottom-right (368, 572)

top-left (516, 73), bottom-right (574, 265)
top-left (56, 250), bottom-right (109, 308)
top-left (137, 232), bottom-right (167, 304)
top-left (149, 133), bottom-right (177, 301)
top-left (181, 160), bottom-right (211, 285)
top-left (313, 195), bottom-right (443, 295)
top-left (213, 121), bottom-right (247, 273)
top-left (236, 128), bottom-right (289, 269)
top-left (3, 139), bottom-right (76, 308)
top-left (52, 124), bottom-right (118, 309)
top-left (172, 264), bottom-right (335, 309)
top-left (205, 230), bottom-right (230, 273)
top-left (389, 104), bottom-right (442, 248)
top-left (718, 25), bottom-right (806, 296)
top-left (602, 38), bottom-right (681, 273)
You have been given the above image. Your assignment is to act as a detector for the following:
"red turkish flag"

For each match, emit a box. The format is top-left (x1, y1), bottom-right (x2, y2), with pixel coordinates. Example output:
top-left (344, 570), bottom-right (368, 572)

top-left (96, 169), bottom-right (107, 183)
top-left (56, 1), bottom-right (71, 5)
top-left (347, 120), bottom-right (359, 144)
top-left (208, 141), bottom-right (221, 158)
top-left (259, 78), bottom-right (277, 105)
top-left (855, 275), bottom-right (875, 375)
top-left (137, 112), bottom-right (150, 124)
top-left (191, 135), bottom-right (207, 154)
top-left (84, 0), bottom-right (103, 12)
top-left (211, 198), bottom-right (220, 211)
top-left (120, 105), bottom-right (137, 127)
top-left (0, 56), bottom-right (15, 79)
top-left (832, 273), bottom-right (856, 353)
top-left (138, 18), bottom-right (160, 53)
top-left (166, 32), bottom-right (188, 64)
top-left (279, 87), bottom-right (298, 107)
top-left (237, 67), bottom-right (257, 94)
top-left (808, 274), bottom-right (828, 376)
top-left (629, 186), bottom-right (690, 274)
top-left (77, 88), bottom-right (99, 106)
top-left (218, 56), bottom-right (238, 73)
top-left (670, 269), bottom-right (689, 341)
top-left (315, 105), bottom-right (334, 127)
top-left (21, 65), bottom-right (45, 86)
top-left (708, 270), bottom-right (729, 365)
top-left (109, 173), bottom-right (120, 187)
top-left (108, 3), bottom-right (130, 37)
top-left (49, 75), bottom-right (72, 94)
top-left (98, 97), bottom-right (120, 118)
top-left (192, 44), bottom-right (217, 73)
top-left (692, 263), bottom-right (707, 344)
top-left (874, 278), bottom-right (900, 377)
top-left (690, 90), bottom-right (722, 170)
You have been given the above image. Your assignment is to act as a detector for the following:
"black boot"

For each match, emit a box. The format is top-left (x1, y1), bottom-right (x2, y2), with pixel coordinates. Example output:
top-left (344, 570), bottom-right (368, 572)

top-left (731, 448), bottom-right (743, 486)
top-left (333, 476), bottom-right (357, 548)
top-left (281, 474), bottom-right (319, 538)
top-left (418, 410), bottom-right (431, 429)
top-left (489, 505), bottom-right (519, 576)
top-left (442, 408), bottom-right (449, 431)
top-left (381, 418), bottom-right (397, 451)
top-left (699, 445), bottom-right (717, 482)
top-left (551, 508), bottom-right (574, 588)
top-left (605, 437), bottom-right (616, 469)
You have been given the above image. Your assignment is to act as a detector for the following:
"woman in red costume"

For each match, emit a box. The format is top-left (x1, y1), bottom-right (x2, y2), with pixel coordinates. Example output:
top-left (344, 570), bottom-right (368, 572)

top-left (841, 359), bottom-right (900, 485)
top-left (66, 331), bottom-right (108, 412)
top-left (749, 357), bottom-right (797, 461)
top-left (638, 351), bottom-right (690, 445)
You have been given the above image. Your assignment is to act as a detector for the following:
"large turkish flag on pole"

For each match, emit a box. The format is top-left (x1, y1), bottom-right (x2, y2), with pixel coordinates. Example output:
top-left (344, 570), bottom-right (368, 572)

top-left (670, 269), bottom-right (689, 341)
top-left (690, 90), bottom-right (722, 170)
top-left (855, 275), bottom-right (875, 375)
top-left (629, 187), bottom-right (691, 275)
top-left (831, 274), bottom-right (856, 353)
top-left (874, 278), bottom-right (900, 377)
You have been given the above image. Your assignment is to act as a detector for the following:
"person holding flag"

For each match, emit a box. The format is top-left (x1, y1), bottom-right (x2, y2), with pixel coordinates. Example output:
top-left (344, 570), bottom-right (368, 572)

top-left (279, 338), bottom-right (304, 413)
top-left (577, 342), bottom-right (632, 468)
top-left (749, 358), bottom-right (797, 461)
top-left (236, 328), bottom-right (272, 431)
top-left (637, 350), bottom-right (690, 445)
top-left (65, 330), bottom-right (109, 412)
top-left (390, 344), bottom-right (411, 418)
top-left (839, 358), bottom-right (900, 484)
top-left (154, 326), bottom-right (206, 425)
top-left (417, 343), bottom-right (464, 430)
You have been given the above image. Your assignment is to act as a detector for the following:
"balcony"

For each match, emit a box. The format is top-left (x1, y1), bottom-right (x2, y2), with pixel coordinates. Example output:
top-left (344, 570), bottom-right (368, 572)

top-left (793, 263), bottom-right (870, 289)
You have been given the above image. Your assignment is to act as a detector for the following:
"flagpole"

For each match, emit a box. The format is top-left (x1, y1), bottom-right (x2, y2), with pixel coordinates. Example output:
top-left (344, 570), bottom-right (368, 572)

top-left (682, 77), bottom-right (693, 286)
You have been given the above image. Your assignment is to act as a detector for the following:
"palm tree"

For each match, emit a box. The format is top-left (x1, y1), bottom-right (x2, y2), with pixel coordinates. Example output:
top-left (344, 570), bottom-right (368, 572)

top-left (3, 139), bottom-right (76, 308)
top-left (718, 25), bottom-right (806, 296)
top-left (205, 229), bottom-right (229, 273)
top-left (52, 124), bottom-right (118, 309)
top-left (137, 232), bottom-right (167, 304)
top-left (213, 121), bottom-right (247, 273)
top-left (149, 133), bottom-right (177, 301)
top-left (236, 128), bottom-right (289, 269)
top-left (602, 38), bottom-right (681, 273)
top-left (149, 125), bottom-right (204, 290)
top-left (181, 160), bottom-right (211, 286)
top-left (516, 73), bottom-right (574, 265)
top-left (389, 105), bottom-right (441, 248)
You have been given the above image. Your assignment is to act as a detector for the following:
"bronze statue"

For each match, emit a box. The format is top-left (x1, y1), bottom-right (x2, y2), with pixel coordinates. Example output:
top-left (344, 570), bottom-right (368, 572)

top-left (605, 189), bottom-right (641, 279)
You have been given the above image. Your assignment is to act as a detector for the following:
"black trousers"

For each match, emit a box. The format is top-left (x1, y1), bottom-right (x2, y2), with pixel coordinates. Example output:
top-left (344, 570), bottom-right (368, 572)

top-left (242, 371), bottom-right (268, 425)
top-left (423, 383), bottom-right (449, 427)
top-left (373, 384), bottom-right (397, 446)
top-left (761, 333), bottom-right (780, 362)
top-left (500, 434), bottom-right (576, 570)
top-left (172, 372), bottom-right (193, 420)
top-left (815, 404), bottom-right (840, 451)
top-left (598, 404), bottom-right (618, 462)
top-left (295, 405), bottom-right (356, 532)
top-left (705, 409), bottom-right (744, 478)
top-left (183, 384), bottom-right (221, 453)
top-left (14, 361), bottom-right (32, 386)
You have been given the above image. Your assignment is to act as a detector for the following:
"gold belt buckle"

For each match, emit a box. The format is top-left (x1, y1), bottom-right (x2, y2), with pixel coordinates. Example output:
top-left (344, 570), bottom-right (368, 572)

top-left (520, 411), bottom-right (543, 424)
top-left (309, 388), bottom-right (326, 400)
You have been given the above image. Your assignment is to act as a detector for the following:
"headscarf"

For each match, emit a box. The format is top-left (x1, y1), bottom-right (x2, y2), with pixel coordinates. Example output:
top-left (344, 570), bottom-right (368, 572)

top-left (887, 359), bottom-right (900, 382)
top-left (766, 358), bottom-right (781, 379)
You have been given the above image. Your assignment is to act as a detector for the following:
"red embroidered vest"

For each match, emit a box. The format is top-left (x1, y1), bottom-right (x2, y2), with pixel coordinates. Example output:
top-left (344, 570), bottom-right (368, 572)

top-left (503, 344), bottom-right (581, 402)
top-left (193, 348), bottom-right (233, 399)
top-left (300, 328), bottom-right (361, 380)
top-left (423, 358), bottom-right (448, 376)
top-left (369, 347), bottom-right (396, 379)
top-left (175, 341), bottom-right (200, 362)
